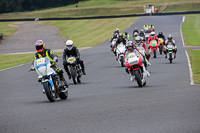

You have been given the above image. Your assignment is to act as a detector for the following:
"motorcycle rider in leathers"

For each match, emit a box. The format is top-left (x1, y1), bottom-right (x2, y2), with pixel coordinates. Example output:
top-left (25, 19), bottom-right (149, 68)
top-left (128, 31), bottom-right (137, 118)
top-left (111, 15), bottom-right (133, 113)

top-left (32, 40), bottom-right (68, 87)
top-left (147, 31), bottom-right (159, 48)
top-left (134, 36), bottom-right (150, 67)
top-left (164, 34), bottom-right (177, 58)
top-left (124, 41), bottom-right (150, 77)
top-left (63, 40), bottom-right (86, 79)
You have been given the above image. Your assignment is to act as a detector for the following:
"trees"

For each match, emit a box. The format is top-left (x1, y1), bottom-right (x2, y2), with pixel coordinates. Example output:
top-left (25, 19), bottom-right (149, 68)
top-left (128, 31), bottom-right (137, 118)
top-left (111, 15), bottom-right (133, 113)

top-left (0, 0), bottom-right (79, 13)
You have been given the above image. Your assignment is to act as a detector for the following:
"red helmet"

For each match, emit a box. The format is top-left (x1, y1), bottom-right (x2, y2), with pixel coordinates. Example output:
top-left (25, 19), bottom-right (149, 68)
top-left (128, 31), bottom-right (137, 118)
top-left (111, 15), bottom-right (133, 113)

top-left (35, 40), bottom-right (45, 53)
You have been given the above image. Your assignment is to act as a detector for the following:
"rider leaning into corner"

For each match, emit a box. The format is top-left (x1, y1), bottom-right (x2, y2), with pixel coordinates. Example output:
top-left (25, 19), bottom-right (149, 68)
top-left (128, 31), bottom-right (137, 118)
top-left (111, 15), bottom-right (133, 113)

top-left (62, 40), bottom-right (86, 80)
top-left (32, 40), bottom-right (68, 87)
top-left (164, 34), bottom-right (177, 58)
top-left (134, 36), bottom-right (151, 66)
top-left (124, 40), bottom-right (150, 77)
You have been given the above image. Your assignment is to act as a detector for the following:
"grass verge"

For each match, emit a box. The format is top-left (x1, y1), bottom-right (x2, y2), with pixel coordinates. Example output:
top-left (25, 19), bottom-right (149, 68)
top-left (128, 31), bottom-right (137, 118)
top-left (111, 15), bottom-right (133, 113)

top-left (0, 52), bottom-right (63, 70)
top-left (0, 0), bottom-right (199, 19)
top-left (44, 17), bottom-right (137, 47)
top-left (187, 50), bottom-right (200, 84)
top-left (0, 22), bottom-right (17, 38)
top-left (182, 14), bottom-right (200, 46)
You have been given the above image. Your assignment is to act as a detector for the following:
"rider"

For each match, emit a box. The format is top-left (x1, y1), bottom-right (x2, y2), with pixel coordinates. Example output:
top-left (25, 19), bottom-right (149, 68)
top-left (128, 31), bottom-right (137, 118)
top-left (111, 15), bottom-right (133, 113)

top-left (143, 24), bottom-right (149, 30)
top-left (149, 25), bottom-right (155, 30)
top-left (149, 25), bottom-right (155, 32)
top-left (124, 41), bottom-right (150, 77)
top-left (33, 40), bottom-right (68, 87)
top-left (157, 32), bottom-right (166, 42)
top-left (123, 32), bottom-right (130, 41)
top-left (164, 34), bottom-right (177, 58)
top-left (115, 33), bottom-right (126, 47)
top-left (133, 28), bottom-right (139, 34)
top-left (63, 40), bottom-right (86, 79)
top-left (113, 28), bottom-right (119, 37)
top-left (134, 36), bottom-right (150, 67)
top-left (147, 31), bottom-right (159, 47)
top-left (139, 29), bottom-right (145, 41)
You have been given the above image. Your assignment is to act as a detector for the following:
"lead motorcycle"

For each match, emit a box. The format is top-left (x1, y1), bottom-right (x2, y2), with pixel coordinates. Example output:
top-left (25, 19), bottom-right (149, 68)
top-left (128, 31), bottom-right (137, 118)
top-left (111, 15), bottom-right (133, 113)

top-left (30, 57), bottom-right (68, 102)
top-left (125, 51), bottom-right (147, 87)
top-left (66, 56), bottom-right (82, 84)
top-left (116, 42), bottom-right (126, 67)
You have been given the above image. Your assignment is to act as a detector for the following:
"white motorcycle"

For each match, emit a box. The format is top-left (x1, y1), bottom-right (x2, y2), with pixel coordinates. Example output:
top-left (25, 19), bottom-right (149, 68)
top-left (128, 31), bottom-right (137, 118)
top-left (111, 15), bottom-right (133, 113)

top-left (165, 43), bottom-right (177, 63)
top-left (30, 57), bottom-right (68, 102)
top-left (116, 43), bottom-right (126, 67)
top-left (125, 51), bottom-right (147, 87)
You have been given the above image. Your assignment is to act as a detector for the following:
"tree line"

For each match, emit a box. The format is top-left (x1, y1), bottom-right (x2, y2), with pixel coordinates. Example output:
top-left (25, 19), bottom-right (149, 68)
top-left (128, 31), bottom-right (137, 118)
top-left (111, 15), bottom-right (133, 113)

top-left (0, 0), bottom-right (87, 13)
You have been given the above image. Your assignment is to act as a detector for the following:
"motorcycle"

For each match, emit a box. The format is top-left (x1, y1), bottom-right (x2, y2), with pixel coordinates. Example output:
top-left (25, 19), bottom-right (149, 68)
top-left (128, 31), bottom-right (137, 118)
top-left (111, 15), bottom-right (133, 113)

top-left (116, 43), bottom-right (126, 67)
top-left (125, 51), bottom-right (147, 87)
top-left (158, 38), bottom-right (164, 54)
top-left (111, 38), bottom-right (118, 55)
top-left (165, 43), bottom-right (176, 63)
top-left (133, 32), bottom-right (139, 40)
top-left (149, 40), bottom-right (159, 58)
top-left (30, 57), bottom-right (68, 102)
top-left (66, 56), bottom-right (82, 84)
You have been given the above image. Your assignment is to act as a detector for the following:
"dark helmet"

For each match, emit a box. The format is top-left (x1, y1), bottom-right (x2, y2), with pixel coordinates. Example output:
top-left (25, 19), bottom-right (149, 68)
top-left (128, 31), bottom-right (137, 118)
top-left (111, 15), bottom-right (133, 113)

top-left (159, 32), bottom-right (163, 36)
top-left (125, 32), bottom-right (128, 35)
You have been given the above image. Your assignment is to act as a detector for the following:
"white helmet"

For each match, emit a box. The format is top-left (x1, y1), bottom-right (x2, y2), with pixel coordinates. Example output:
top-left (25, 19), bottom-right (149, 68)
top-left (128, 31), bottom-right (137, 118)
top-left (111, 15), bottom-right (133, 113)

top-left (66, 40), bottom-right (74, 50)
top-left (116, 28), bottom-right (119, 31)
top-left (150, 31), bottom-right (155, 37)
top-left (135, 36), bottom-right (141, 44)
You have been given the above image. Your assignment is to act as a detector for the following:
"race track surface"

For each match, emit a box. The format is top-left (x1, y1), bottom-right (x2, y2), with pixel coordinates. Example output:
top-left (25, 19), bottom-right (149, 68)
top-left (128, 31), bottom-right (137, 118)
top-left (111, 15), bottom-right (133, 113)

top-left (1, 15), bottom-right (200, 133)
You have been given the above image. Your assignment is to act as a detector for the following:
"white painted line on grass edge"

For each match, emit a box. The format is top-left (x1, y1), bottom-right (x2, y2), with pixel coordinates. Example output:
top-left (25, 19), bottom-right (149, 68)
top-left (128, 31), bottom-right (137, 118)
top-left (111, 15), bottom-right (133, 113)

top-left (180, 16), bottom-right (185, 47)
top-left (185, 50), bottom-right (194, 85)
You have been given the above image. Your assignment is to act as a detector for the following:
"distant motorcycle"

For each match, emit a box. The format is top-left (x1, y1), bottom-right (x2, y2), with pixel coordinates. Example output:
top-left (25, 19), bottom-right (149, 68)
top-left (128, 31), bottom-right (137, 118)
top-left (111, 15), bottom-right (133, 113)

top-left (158, 38), bottom-right (164, 54)
top-left (133, 32), bottom-right (139, 40)
top-left (66, 56), bottom-right (82, 84)
top-left (149, 40), bottom-right (159, 58)
top-left (165, 43), bottom-right (176, 63)
top-left (125, 51), bottom-right (147, 87)
top-left (111, 38), bottom-right (118, 55)
top-left (30, 57), bottom-right (68, 102)
top-left (116, 43), bottom-right (126, 67)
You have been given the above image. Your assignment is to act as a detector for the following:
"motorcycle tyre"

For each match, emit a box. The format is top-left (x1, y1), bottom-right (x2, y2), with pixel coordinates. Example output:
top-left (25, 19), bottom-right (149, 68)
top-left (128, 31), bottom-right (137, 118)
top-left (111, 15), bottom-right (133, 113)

top-left (43, 82), bottom-right (56, 102)
top-left (169, 53), bottom-right (173, 64)
top-left (159, 45), bottom-right (163, 54)
top-left (120, 56), bottom-right (124, 67)
top-left (153, 49), bottom-right (156, 58)
top-left (134, 70), bottom-right (143, 87)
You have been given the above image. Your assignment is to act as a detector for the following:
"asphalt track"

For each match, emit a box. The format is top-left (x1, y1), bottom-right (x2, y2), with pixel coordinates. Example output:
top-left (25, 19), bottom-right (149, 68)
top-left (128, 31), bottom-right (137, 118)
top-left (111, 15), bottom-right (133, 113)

top-left (1, 15), bottom-right (200, 133)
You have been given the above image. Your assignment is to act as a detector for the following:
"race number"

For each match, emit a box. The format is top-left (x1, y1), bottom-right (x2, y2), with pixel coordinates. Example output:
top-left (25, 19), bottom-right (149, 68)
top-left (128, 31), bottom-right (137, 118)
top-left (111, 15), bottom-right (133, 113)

top-left (36, 58), bottom-right (45, 65)
top-left (128, 54), bottom-right (135, 58)
top-left (67, 58), bottom-right (75, 62)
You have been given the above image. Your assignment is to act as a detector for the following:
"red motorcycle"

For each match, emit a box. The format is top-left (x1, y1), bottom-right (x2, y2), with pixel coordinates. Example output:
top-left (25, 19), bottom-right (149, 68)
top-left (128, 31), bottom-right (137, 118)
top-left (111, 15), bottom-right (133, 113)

top-left (149, 40), bottom-right (159, 58)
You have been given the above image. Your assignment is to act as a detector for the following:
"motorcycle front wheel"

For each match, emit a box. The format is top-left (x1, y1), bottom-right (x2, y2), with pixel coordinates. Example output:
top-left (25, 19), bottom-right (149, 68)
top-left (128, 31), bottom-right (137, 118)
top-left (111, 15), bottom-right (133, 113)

top-left (134, 70), bottom-right (143, 87)
top-left (153, 49), bottom-right (156, 58)
top-left (169, 53), bottom-right (173, 63)
top-left (43, 82), bottom-right (56, 102)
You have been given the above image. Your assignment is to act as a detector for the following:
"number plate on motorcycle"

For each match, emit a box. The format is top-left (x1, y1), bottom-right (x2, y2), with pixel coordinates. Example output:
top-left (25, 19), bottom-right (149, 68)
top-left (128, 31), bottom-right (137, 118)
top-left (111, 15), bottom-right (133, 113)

top-left (128, 54), bottom-right (135, 58)
top-left (68, 58), bottom-right (75, 62)
top-left (36, 58), bottom-right (45, 65)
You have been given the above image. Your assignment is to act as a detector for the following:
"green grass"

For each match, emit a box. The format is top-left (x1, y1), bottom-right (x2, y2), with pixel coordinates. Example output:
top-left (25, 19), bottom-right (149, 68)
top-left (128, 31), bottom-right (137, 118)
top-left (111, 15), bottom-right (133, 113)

top-left (44, 17), bottom-right (138, 47)
top-left (0, 22), bottom-right (17, 38)
top-left (0, 0), bottom-right (199, 19)
top-left (187, 50), bottom-right (200, 84)
top-left (0, 52), bottom-right (63, 70)
top-left (182, 14), bottom-right (200, 46)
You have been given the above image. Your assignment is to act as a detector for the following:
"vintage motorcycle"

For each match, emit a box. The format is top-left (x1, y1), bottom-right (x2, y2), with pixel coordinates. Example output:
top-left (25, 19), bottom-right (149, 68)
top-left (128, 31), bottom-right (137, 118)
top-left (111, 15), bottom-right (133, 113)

top-left (30, 57), bottom-right (68, 102)
top-left (125, 51), bottom-right (147, 87)
top-left (66, 56), bottom-right (83, 84)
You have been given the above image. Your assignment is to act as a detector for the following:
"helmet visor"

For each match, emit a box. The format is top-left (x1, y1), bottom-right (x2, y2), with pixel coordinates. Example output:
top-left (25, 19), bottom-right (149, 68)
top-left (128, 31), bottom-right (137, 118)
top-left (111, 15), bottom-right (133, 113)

top-left (36, 45), bottom-right (43, 50)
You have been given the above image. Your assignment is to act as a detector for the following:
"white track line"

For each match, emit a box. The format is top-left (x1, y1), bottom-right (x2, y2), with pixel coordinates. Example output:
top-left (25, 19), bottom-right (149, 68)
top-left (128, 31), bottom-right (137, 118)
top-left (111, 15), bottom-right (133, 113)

top-left (180, 16), bottom-right (194, 85)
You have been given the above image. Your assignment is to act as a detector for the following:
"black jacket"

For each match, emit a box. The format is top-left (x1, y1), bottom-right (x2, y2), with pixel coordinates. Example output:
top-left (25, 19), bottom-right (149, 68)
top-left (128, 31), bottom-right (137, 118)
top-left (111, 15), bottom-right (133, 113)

top-left (62, 46), bottom-right (80, 61)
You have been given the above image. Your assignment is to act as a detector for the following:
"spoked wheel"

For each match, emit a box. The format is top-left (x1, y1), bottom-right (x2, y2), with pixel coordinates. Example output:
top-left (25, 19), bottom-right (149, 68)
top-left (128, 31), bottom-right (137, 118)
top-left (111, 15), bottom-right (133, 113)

top-left (43, 82), bottom-right (56, 102)
top-left (77, 75), bottom-right (81, 83)
top-left (70, 68), bottom-right (77, 84)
